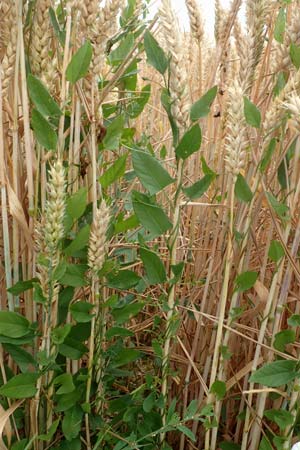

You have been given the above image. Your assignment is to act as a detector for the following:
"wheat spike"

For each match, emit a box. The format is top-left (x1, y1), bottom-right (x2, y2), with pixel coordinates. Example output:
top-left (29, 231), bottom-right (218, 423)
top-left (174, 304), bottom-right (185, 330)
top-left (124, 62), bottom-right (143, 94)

top-left (44, 160), bottom-right (66, 257)
top-left (224, 79), bottom-right (247, 179)
top-left (30, 0), bottom-right (57, 92)
top-left (159, 0), bottom-right (190, 132)
top-left (88, 200), bottom-right (110, 274)
top-left (1, 0), bottom-right (17, 97)
top-left (185, 0), bottom-right (204, 44)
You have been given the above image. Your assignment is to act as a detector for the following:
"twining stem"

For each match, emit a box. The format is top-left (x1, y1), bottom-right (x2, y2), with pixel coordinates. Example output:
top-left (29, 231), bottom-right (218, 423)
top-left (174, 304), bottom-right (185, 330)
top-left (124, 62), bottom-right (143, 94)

top-left (161, 158), bottom-right (184, 428)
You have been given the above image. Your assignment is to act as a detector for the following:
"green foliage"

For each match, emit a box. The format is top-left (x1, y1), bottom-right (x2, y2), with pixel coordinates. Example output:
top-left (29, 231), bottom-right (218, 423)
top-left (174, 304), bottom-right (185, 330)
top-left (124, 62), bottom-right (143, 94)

top-left (132, 191), bottom-right (172, 237)
top-left (250, 360), bottom-right (298, 387)
top-left (235, 174), bottom-right (253, 203)
top-left (144, 30), bottom-right (168, 75)
top-left (31, 109), bottom-right (58, 150)
top-left (183, 174), bottom-right (214, 200)
top-left (132, 148), bottom-right (174, 194)
top-left (109, 34), bottom-right (135, 66)
top-left (100, 154), bottom-right (128, 189)
top-left (266, 192), bottom-right (289, 220)
top-left (0, 373), bottom-right (39, 398)
top-left (140, 246), bottom-right (167, 284)
top-left (264, 409), bottom-right (294, 430)
top-left (66, 41), bottom-right (93, 83)
top-left (210, 380), bottom-right (226, 400)
top-left (103, 115), bottom-right (125, 150)
top-left (290, 43), bottom-right (300, 69)
top-left (175, 124), bottom-right (202, 159)
top-left (274, 8), bottom-right (286, 43)
top-left (190, 86), bottom-right (218, 121)
top-left (244, 97), bottom-right (261, 128)
top-left (287, 314), bottom-right (300, 327)
top-left (273, 329), bottom-right (295, 352)
top-left (0, 311), bottom-right (31, 338)
top-left (235, 271), bottom-right (258, 292)
top-left (268, 240), bottom-right (285, 262)
top-left (27, 74), bottom-right (62, 117)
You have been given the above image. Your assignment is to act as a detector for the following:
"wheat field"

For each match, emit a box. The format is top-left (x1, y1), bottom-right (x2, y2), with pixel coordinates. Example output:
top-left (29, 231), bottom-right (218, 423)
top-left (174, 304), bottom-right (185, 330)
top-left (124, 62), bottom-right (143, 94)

top-left (1, 0), bottom-right (300, 449)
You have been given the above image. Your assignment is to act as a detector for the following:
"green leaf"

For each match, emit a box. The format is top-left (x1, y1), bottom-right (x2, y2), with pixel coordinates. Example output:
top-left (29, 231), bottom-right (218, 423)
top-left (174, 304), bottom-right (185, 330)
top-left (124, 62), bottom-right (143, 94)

top-left (260, 138), bottom-right (276, 173)
top-left (27, 74), bottom-right (62, 117)
top-left (132, 191), bottom-right (172, 237)
top-left (11, 439), bottom-right (28, 450)
top-left (143, 392), bottom-right (156, 413)
top-left (131, 148), bottom-right (174, 195)
top-left (49, 6), bottom-right (65, 45)
top-left (235, 271), bottom-right (258, 292)
top-left (274, 329), bottom-right (295, 352)
top-left (183, 174), bottom-right (214, 200)
top-left (3, 344), bottom-right (36, 372)
top-left (107, 270), bottom-right (141, 289)
top-left (55, 386), bottom-right (83, 412)
top-left (0, 311), bottom-right (30, 338)
top-left (114, 214), bottom-right (139, 233)
top-left (64, 225), bottom-right (90, 256)
top-left (31, 109), bottom-right (57, 150)
top-left (170, 261), bottom-right (184, 284)
top-left (59, 264), bottom-right (88, 287)
top-left (59, 337), bottom-right (88, 360)
top-left (66, 41), bottom-right (92, 83)
top-left (0, 373), bottom-right (38, 398)
top-left (273, 436), bottom-right (288, 450)
top-left (201, 157), bottom-right (217, 176)
top-left (235, 174), bottom-right (253, 203)
top-left (190, 86), bottom-right (218, 121)
top-left (62, 405), bottom-right (83, 440)
top-left (259, 436), bottom-right (273, 450)
top-left (268, 240), bottom-right (285, 262)
top-left (109, 34), bottom-right (134, 66)
top-left (127, 84), bottom-right (151, 118)
top-left (274, 8), bottom-right (286, 43)
top-left (66, 187), bottom-right (87, 221)
top-left (112, 348), bottom-right (141, 367)
top-left (266, 192), bottom-right (289, 220)
top-left (264, 409), bottom-right (294, 430)
top-left (33, 282), bottom-right (47, 304)
top-left (250, 360), bottom-right (298, 387)
top-left (39, 419), bottom-right (60, 441)
top-left (287, 314), bottom-right (300, 327)
top-left (144, 30), bottom-right (168, 75)
top-left (177, 425), bottom-right (196, 442)
top-left (184, 400), bottom-right (198, 420)
top-left (244, 97), bottom-right (261, 128)
top-left (53, 260), bottom-right (67, 282)
top-left (111, 302), bottom-right (144, 324)
top-left (140, 247), bottom-right (167, 284)
top-left (103, 115), bottom-right (125, 150)
top-left (70, 301), bottom-right (94, 323)
top-left (175, 124), bottom-right (202, 159)
top-left (7, 278), bottom-right (38, 295)
top-left (210, 380), bottom-right (226, 400)
top-left (53, 373), bottom-right (75, 395)
top-left (106, 327), bottom-right (134, 339)
top-left (51, 324), bottom-right (72, 345)
top-left (99, 154), bottom-right (128, 189)
top-left (290, 43), bottom-right (300, 69)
